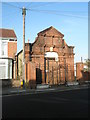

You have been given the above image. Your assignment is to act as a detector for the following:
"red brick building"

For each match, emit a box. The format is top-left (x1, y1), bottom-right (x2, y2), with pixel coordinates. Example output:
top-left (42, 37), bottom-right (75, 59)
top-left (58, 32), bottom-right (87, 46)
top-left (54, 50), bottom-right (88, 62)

top-left (76, 62), bottom-right (84, 81)
top-left (76, 62), bottom-right (90, 82)
top-left (17, 26), bottom-right (75, 85)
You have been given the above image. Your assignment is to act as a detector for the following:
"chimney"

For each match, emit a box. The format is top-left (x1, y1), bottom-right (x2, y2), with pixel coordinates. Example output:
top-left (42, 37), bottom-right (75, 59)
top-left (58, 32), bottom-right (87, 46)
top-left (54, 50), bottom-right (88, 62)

top-left (28, 39), bottom-right (29, 43)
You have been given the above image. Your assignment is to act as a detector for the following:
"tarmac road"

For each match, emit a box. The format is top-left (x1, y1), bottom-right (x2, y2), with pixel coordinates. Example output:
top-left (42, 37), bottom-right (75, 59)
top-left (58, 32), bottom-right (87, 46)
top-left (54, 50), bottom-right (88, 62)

top-left (2, 87), bottom-right (89, 119)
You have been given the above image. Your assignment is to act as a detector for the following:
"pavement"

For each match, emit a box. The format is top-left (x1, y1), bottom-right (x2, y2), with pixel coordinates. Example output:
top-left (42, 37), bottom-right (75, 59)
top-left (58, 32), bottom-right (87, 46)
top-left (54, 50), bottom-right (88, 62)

top-left (1, 83), bottom-right (90, 96)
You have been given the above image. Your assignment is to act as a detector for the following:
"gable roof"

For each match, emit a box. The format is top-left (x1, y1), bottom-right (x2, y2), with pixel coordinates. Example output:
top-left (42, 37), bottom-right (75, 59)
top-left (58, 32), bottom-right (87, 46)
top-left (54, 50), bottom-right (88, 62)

top-left (0, 28), bottom-right (17, 38)
top-left (17, 50), bottom-right (23, 56)
top-left (38, 26), bottom-right (64, 38)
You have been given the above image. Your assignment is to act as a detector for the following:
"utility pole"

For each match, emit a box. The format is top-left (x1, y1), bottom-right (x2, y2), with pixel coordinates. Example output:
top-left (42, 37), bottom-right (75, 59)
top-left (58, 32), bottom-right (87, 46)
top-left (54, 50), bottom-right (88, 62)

top-left (64, 57), bottom-right (67, 84)
top-left (81, 57), bottom-right (83, 62)
top-left (47, 58), bottom-right (49, 84)
top-left (22, 7), bottom-right (26, 84)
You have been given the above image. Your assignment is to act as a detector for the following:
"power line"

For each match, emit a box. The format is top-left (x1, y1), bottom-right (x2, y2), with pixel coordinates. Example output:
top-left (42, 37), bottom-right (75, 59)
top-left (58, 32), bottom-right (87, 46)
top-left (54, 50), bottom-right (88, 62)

top-left (2, 2), bottom-right (88, 14)
top-left (29, 9), bottom-right (88, 13)
top-left (2, 2), bottom-right (88, 19)
top-left (25, 2), bottom-right (33, 8)
top-left (2, 9), bottom-right (21, 21)
top-left (28, 9), bottom-right (88, 19)
top-left (27, 2), bottom-right (54, 9)
top-left (2, 2), bottom-right (22, 19)
top-left (2, 2), bottom-right (22, 9)
top-left (2, 2), bottom-right (53, 10)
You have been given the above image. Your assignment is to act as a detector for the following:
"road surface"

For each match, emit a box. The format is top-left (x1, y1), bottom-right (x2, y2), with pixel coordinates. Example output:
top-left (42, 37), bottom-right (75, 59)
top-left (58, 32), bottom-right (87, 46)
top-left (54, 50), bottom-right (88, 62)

top-left (2, 87), bottom-right (89, 118)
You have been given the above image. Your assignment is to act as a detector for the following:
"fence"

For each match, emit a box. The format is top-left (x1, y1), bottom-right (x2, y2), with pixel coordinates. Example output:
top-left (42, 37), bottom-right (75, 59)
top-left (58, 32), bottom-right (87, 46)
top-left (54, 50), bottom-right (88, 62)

top-left (35, 58), bottom-right (75, 85)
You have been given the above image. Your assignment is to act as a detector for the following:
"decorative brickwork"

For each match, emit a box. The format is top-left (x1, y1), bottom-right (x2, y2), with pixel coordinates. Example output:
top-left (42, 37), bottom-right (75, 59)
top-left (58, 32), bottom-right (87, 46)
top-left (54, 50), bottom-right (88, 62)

top-left (23, 26), bottom-right (75, 85)
top-left (16, 26), bottom-right (75, 85)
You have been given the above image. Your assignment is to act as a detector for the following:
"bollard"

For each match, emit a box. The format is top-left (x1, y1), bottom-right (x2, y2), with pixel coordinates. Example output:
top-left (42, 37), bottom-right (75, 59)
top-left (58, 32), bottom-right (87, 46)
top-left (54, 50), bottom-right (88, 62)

top-left (21, 80), bottom-right (23, 88)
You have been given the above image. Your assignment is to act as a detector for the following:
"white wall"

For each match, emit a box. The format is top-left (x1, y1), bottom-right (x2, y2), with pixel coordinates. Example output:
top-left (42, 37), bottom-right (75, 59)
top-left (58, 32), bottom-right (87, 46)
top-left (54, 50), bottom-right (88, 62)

top-left (0, 39), bottom-right (8, 57)
top-left (0, 37), bottom-right (16, 79)
top-left (0, 59), bottom-right (13, 79)
top-left (0, 59), bottom-right (7, 79)
top-left (0, 40), bottom-right (1, 57)
top-left (8, 59), bottom-right (12, 79)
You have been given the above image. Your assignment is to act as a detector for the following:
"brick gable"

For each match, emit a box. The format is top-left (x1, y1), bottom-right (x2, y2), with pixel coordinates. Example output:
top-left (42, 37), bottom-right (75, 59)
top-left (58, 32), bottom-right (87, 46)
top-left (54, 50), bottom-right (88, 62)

top-left (38, 26), bottom-right (64, 38)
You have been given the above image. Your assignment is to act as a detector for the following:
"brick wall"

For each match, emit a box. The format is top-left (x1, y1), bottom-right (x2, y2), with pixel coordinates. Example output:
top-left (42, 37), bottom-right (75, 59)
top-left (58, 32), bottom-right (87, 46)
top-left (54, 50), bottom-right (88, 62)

top-left (25, 62), bottom-right (36, 88)
top-left (76, 62), bottom-right (84, 81)
top-left (8, 41), bottom-right (17, 59)
top-left (25, 62), bottom-right (36, 81)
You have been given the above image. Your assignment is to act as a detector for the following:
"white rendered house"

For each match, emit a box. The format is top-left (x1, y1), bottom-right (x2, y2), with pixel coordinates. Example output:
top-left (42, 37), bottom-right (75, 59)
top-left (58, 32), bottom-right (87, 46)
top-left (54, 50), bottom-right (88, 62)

top-left (0, 28), bottom-right (17, 79)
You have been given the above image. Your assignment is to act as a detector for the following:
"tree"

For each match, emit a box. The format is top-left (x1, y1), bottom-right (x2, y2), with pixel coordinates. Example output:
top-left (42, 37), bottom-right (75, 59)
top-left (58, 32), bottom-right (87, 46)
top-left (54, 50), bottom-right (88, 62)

top-left (84, 59), bottom-right (90, 72)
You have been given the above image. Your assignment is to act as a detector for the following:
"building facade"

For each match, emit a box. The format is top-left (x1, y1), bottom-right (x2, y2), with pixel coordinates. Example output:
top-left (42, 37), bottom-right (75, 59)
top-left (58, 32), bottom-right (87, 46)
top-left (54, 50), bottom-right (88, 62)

top-left (17, 26), bottom-right (75, 85)
top-left (0, 28), bottom-right (17, 79)
top-left (76, 62), bottom-right (90, 81)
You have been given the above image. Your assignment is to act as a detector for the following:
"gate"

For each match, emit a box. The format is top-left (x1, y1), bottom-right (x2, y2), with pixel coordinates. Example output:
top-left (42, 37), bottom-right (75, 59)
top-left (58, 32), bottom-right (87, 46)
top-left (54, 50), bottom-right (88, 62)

top-left (36, 63), bottom-right (42, 84)
top-left (45, 58), bottom-right (66, 85)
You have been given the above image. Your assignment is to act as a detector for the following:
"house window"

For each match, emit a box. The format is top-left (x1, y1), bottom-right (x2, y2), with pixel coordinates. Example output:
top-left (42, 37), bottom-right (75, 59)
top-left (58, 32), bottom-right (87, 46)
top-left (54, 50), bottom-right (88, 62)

top-left (9, 39), bottom-right (14, 41)
top-left (2, 42), bottom-right (7, 56)
top-left (0, 62), bottom-right (6, 79)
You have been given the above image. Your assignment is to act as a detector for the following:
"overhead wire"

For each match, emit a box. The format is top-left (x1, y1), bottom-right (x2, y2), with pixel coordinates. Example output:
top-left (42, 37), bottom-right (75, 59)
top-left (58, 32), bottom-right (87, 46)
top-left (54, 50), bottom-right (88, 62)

top-left (2, 2), bottom-right (88, 19)
top-left (27, 2), bottom-right (54, 9)
top-left (28, 9), bottom-right (88, 19)
top-left (26, 2), bottom-right (87, 19)
top-left (2, 2), bottom-right (22, 9)
top-left (2, 9), bottom-right (21, 20)
top-left (25, 1), bottom-right (33, 8)
top-left (28, 8), bottom-right (88, 13)
top-left (2, 2), bottom-right (22, 19)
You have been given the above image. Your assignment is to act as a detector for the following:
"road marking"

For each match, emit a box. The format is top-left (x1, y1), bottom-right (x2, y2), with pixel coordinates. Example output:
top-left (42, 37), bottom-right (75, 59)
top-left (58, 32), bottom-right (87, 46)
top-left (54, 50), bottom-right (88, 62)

top-left (36, 88), bottom-right (55, 91)
top-left (10, 89), bottom-right (26, 93)
top-left (1, 86), bottom-right (89, 98)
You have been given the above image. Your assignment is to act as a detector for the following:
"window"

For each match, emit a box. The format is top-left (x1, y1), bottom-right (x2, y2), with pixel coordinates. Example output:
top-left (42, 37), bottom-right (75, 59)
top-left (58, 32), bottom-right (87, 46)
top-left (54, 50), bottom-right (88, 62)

top-left (0, 62), bottom-right (6, 79)
top-left (9, 39), bottom-right (14, 41)
top-left (2, 42), bottom-right (7, 56)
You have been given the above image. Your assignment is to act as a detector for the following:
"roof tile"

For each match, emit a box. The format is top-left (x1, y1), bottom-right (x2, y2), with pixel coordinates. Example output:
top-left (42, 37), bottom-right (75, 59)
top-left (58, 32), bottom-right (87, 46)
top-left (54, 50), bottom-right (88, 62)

top-left (0, 28), bottom-right (17, 38)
